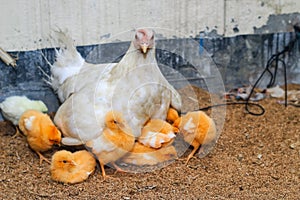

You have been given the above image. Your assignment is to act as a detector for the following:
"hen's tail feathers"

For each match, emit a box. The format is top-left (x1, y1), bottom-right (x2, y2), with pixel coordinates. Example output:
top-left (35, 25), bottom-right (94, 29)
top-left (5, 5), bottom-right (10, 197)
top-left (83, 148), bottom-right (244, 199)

top-left (37, 65), bottom-right (52, 86)
top-left (49, 30), bottom-right (84, 92)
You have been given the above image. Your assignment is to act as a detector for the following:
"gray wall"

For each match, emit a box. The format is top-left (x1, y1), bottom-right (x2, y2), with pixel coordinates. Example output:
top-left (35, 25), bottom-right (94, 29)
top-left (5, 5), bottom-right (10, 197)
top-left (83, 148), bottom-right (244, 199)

top-left (1, 31), bottom-right (299, 120)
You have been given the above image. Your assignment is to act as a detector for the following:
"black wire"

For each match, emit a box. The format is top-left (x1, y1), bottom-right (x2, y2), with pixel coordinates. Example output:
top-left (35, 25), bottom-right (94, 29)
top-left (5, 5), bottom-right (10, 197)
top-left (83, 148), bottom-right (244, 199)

top-left (187, 30), bottom-right (298, 116)
top-left (278, 58), bottom-right (288, 107)
top-left (283, 59), bottom-right (288, 107)
top-left (245, 32), bottom-right (297, 115)
top-left (199, 102), bottom-right (265, 114)
top-left (181, 102), bottom-right (265, 116)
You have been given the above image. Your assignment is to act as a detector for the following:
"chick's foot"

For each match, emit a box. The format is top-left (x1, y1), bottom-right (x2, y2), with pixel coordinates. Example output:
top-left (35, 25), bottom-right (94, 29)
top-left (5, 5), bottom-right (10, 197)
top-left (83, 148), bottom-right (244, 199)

top-left (112, 162), bottom-right (127, 175)
top-left (12, 127), bottom-right (23, 138)
top-left (36, 151), bottom-right (51, 165)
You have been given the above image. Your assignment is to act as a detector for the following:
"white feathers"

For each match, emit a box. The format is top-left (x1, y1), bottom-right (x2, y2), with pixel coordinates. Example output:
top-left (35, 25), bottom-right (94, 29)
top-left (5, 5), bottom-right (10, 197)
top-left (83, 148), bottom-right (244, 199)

top-left (142, 154), bottom-right (153, 161)
top-left (50, 31), bottom-right (84, 94)
top-left (266, 85), bottom-right (285, 98)
top-left (87, 136), bottom-right (115, 154)
top-left (166, 132), bottom-right (176, 139)
top-left (24, 116), bottom-right (36, 131)
top-left (53, 29), bottom-right (181, 147)
top-left (138, 131), bottom-right (176, 148)
top-left (183, 117), bottom-right (196, 132)
top-left (61, 137), bottom-right (84, 146)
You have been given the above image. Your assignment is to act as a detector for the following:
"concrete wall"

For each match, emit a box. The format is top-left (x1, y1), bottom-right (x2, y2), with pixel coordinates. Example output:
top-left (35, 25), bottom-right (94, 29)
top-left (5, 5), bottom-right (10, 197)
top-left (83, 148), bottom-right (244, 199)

top-left (1, 31), bottom-right (299, 119)
top-left (1, 0), bottom-right (300, 51)
top-left (1, 1), bottom-right (300, 121)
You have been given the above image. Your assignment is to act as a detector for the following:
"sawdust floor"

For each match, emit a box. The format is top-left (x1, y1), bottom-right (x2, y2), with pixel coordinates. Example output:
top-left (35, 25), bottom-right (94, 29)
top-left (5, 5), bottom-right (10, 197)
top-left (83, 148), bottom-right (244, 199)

top-left (0, 85), bottom-right (299, 199)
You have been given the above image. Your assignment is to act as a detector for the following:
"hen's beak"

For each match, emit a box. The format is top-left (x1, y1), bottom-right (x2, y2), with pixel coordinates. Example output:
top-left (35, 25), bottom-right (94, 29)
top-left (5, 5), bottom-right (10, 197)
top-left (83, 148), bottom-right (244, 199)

top-left (141, 44), bottom-right (149, 54)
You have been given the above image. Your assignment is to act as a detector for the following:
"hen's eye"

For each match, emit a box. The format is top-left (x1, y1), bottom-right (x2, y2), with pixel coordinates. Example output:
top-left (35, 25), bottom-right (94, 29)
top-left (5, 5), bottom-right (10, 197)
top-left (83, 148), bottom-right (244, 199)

top-left (62, 160), bottom-right (67, 163)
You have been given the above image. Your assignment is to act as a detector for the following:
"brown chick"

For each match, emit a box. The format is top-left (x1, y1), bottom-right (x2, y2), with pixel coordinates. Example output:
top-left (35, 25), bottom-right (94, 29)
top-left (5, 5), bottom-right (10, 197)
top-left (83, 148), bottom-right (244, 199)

top-left (50, 150), bottom-right (96, 184)
top-left (138, 119), bottom-right (179, 148)
top-left (18, 110), bottom-right (61, 164)
top-left (121, 142), bottom-right (177, 166)
top-left (173, 111), bottom-right (217, 165)
top-left (85, 110), bottom-right (135, 179)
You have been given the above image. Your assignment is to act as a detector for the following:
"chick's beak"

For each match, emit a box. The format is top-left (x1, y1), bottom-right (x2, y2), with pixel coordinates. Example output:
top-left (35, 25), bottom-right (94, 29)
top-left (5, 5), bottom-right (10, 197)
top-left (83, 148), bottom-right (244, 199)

top-left (141, 44), bottom-right (148, 54)
top-left (71, 160), bottom-right (78, 166)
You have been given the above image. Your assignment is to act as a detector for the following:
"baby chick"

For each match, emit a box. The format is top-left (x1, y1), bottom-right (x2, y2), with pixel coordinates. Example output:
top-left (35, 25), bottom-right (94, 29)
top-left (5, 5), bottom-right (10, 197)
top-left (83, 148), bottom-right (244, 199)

top-left (121, 142), bottom-right (177, 166)
top-left (166, 107), bottom-right (180, 124)
top-left (0, 96), bottom-right (48, 137)
top-left (18, 110), bottom-right (61, 164)
top-left (50, 150), bottom-right (96, 184)
top-left (173, 111), bottom-right (217, 165)
top-left (86, 110), bottom-right (135, 179)
top-left (138, 119), bottom-right (179, 149)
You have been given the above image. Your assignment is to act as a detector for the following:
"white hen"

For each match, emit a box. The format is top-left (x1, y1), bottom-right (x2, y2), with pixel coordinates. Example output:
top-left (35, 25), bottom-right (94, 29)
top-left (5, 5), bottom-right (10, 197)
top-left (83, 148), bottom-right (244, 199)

top-left (52, 29), bottom-right (181, 146)
top-left (49, 31), bottom-right (113, 103)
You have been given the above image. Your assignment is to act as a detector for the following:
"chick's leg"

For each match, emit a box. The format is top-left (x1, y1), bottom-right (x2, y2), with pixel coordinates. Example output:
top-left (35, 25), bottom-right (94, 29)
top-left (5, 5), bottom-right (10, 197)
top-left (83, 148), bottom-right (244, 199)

top-left (99, 162), bottom-right (121, 181)
top-left (185, 142), bottom-right (201, 165)
top-left (12, 126), bottom-right (23, 138)
top-left (100, 161), bottom-right (107, 180)
top-left (112, 162), bottom-right (127, 174)
top-left (35, 151), bottom-right (51, 165)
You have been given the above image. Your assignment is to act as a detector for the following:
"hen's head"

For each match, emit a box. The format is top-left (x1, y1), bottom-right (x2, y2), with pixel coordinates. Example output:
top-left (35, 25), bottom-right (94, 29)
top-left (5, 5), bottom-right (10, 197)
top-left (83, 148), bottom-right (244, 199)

top-left (133, 28), bottom-right (155, 54)
top-left (51, 150), bottom-right (77, 171)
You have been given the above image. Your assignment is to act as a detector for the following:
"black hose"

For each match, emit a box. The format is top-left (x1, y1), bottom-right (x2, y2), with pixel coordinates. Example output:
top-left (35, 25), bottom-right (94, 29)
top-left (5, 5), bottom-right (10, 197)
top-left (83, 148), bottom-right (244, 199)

top-left (190, 29), bottom-right (299, 116)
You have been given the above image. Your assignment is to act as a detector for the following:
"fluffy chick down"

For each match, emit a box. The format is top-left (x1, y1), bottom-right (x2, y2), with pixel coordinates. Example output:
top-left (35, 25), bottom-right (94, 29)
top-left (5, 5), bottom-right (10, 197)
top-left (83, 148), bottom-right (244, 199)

top-left (121, 142), bottom-right (177, 166)
top-left (85, 110), bottom-right (135, 178)
top-left (50, 150), bottom-right (96, 184)
top-left (121, 118), bottom-right (179, 166)
top-left (18, 110), bottom-right (61, 164)
top-left (0, 96), bottom-right (48, 125)
top-left (173, 111), bottom-right (217, 164)
top-left (138, 119), bottom-right (179, 149)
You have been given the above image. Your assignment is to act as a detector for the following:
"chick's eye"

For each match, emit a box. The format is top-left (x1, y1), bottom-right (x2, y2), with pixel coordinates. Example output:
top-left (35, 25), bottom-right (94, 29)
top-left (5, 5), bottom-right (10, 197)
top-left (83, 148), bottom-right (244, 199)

top-left (62, 160), bottom-right (67, 163)
top-left (113, 120), bottom-right (117, 124)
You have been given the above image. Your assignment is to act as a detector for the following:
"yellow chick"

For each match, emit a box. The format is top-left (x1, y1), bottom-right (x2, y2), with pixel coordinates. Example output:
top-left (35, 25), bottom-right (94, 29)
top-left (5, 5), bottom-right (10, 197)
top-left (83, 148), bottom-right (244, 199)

top-left (86, 111), bottom-right (135, 179)
top-left (121, 142), bottom-right (177, 166)
top-left (138, 119), bottom-right (179, 149)
top-left (18, 110), bottom-right (61, 164)
top-left (50, 150), bottom-right (96, 184)
top-left (173, 111), bottom-right (217, 165)
top-left (166, 107), bottom-right (180, 124)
